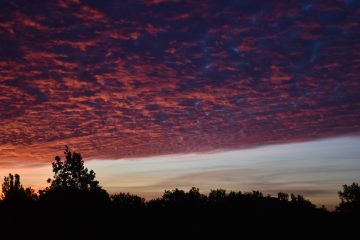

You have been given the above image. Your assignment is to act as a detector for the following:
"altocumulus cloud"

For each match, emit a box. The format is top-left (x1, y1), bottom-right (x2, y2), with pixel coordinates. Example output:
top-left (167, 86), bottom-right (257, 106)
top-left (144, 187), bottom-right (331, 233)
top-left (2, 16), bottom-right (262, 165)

top-left (0, 0), bottom-right (359, 165)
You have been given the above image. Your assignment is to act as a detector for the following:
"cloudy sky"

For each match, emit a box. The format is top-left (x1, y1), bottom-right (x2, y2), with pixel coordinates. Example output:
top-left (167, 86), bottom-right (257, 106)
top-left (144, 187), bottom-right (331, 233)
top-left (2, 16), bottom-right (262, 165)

top-left (0, 0), bottom-right (359, 208)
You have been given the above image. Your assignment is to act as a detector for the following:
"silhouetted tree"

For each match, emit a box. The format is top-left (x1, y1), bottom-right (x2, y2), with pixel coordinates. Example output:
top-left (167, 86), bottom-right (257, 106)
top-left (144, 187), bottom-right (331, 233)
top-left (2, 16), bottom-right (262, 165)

top-left (248, 190), bottom-right (263, 198)
top-left (111, 193), bottom-right (145, 209)
top-left (209, 189), bottom-right (226, 203)
top-left (227, 191), bottom-right (243, 204)
top-left (39, 146), bottom-right (109, 208)
top-left (148, 187), bottom-right (208, 209)
top-left (47, 146), bottom-right (100, 191)
top-left (162, 188), bottom-right (187, 207)
top-left (187, 187), bottom-right (207, 205)
top-left (337, 182), bottom-right (360, 215)
top-left (1, 173), bottom-right (37, 205)
top-left (290, 193), bottom-right (315, 209)
top-left (277, 192), bottom-right (289, 201)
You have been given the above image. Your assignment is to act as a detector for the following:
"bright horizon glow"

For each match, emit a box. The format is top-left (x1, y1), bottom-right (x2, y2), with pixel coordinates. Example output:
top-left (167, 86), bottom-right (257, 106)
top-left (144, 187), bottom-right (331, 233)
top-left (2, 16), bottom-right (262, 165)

top-left (1, 136), bottom-right (359, 210)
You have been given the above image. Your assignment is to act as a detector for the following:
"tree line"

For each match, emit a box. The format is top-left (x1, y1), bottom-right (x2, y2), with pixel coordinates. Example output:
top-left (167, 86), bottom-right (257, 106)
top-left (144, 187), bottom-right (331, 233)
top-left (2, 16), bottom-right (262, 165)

top-left (0, 146), bottom-right (358, 237)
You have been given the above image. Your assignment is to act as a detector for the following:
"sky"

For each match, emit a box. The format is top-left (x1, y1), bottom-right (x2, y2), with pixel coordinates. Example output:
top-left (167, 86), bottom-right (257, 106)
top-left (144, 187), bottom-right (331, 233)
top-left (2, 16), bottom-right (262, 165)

top-left (0, 0), bottom-right (359, 208)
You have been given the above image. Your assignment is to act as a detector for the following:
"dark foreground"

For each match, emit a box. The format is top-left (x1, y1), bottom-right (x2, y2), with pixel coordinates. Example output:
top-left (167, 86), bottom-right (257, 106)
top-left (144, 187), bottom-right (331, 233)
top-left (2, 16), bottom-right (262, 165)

top-left (0, 189), bottom-right (357, 239)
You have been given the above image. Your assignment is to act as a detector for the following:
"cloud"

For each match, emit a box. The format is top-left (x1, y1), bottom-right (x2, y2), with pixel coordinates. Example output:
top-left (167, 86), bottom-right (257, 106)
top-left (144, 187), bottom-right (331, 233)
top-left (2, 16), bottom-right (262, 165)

top-left (0, 0), bottom-right (359, 165)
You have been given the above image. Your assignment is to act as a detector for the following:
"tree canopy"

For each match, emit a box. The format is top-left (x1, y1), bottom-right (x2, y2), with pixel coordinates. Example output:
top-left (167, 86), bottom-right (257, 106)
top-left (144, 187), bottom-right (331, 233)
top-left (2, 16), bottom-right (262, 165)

top-left (337, 182), bottom-right (360, 214)
top-left (48, 146), bottom-right (100, 191)
top-left (39, 146), bottom-right (109, 207)
top-left (1, 173), bottom-right (37, 205)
